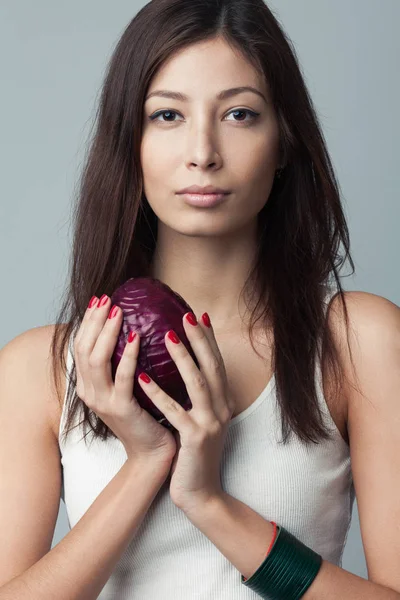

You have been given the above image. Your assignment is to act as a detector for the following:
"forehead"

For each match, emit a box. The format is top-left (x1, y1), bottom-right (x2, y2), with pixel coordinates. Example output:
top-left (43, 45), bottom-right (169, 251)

top-left (147, 37), bottom-right (268, 99)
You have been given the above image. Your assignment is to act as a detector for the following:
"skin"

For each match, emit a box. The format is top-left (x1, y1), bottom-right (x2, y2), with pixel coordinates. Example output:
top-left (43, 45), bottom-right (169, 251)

top-left (141, 36), bottom-right (281, 334)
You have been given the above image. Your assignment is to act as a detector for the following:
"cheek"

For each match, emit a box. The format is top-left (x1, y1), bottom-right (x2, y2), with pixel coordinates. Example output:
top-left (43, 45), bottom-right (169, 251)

top-left (234, 139), bottom-right (278, 191)
top-left (227, 140), bottom-right (279, 214)
top-left (141, 135), bottom-right (177, 189)
top-left (230, 120), bottom-right (279, 174)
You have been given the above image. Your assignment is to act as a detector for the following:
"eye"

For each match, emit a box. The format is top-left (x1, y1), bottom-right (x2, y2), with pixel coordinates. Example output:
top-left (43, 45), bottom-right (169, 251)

top-left (148, 108), bottom-right (260, 123)
top-left (224, 108), bottom-right (260, 123)
top-left (148, 110), bottom-right (183, 123)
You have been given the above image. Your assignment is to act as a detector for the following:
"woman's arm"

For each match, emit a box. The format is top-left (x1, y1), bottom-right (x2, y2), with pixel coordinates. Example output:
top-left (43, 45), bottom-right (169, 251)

top-left (178, 292), bottom-right (400, 597)
top-left (0, 328), bottom-right (171, 600)
top-left (0, 458), bottom-right (169, 600)
top-left (183, 493), bottom-right (400, 598)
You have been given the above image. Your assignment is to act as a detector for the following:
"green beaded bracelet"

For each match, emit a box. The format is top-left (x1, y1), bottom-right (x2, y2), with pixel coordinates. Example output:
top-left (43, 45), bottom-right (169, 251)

top-left (241, 525), bottom-right (323, 599)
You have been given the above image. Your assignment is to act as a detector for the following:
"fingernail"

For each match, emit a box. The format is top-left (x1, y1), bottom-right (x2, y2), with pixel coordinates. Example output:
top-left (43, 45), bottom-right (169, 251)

top-left (167, 330), bottom-right (180, 344)
top-left (128, 331), bottom-right (137, 343)
top-left (98, 294), bottom-right (109, 307)
top-left (185, 312), bottom-right (198, 326)
top-left (202, 313), bottom-right (211, 328)
top-left (139, 372), bottom-right (151, 384)
top-left (108, 305), bottom-right (119, 319)
top-left (88, 296), bottom-right (98, 308)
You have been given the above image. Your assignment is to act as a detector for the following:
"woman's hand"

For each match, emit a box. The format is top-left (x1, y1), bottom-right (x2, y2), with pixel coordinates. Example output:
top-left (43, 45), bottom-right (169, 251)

top-left (73, 294), bottom-right (177, 469)
top-left (137, 311), bottom-right (235, 512)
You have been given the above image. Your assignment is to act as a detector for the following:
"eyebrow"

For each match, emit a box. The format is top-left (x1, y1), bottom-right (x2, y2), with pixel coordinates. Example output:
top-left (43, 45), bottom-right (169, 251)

top-left (145, 86), bottom-right (267, 103)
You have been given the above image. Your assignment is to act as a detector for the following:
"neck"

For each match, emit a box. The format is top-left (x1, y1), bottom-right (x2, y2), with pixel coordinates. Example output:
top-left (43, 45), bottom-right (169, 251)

top-left (149, 221), bottom-right (262, 334)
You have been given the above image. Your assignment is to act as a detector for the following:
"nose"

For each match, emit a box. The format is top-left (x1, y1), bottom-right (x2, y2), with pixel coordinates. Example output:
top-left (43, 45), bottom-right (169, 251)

top-left (184, 125), bottom-right (222, 170)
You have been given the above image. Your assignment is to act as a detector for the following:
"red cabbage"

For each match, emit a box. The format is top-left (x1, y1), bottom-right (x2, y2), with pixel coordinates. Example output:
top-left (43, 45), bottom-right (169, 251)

top-left (110, 277), bottom-right (199, 430)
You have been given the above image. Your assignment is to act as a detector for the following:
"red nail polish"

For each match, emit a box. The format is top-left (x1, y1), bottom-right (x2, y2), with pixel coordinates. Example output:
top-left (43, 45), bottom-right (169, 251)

top-left (139, 372), bottom-right (151, 384)
top-left (185, 312), bottom-right (198, 326)
top-left (108, 305), bottom-right (119, 319)
top-left (88, 296), bottom-right (98, 308)
top-left (167, 330), bottom-right (180, 344)
top-left (98, 294), bottom-right (108, 307)
top-left (128, 331), bottom-right (137, 343)
top-left (202, 313), bottom-right (211, 328)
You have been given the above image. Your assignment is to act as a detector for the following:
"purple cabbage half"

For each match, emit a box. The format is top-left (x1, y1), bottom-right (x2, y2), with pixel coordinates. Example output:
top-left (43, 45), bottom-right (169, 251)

top-left (110, 277), bottom-right (199, 430)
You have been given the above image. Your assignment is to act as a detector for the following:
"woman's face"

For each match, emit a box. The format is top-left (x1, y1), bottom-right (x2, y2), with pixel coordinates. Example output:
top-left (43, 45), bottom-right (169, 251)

top-left (141, 36), bottom-right (280, 238)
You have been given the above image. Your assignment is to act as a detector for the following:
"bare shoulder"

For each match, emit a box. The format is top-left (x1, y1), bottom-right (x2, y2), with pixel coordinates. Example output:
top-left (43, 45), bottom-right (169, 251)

top-left (325, 289), bottom-right (400, 428)
top-left (327, 290), bottom-right (399, 345)
top-left (328, 289), bottom-right (399, 317)
top-left (1, 324), bottom-right (69, 442)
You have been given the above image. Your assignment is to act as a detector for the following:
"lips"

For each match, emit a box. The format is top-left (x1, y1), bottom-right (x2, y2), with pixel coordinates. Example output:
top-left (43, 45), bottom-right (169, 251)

top-left (181, 192), bottom-right (229, 208)
top-left (176, 184), bottom-right (230, 195)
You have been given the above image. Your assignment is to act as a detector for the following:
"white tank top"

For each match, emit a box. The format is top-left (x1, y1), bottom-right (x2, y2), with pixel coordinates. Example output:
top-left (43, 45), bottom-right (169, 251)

top-left (59, 284), bottom-right (355, 599)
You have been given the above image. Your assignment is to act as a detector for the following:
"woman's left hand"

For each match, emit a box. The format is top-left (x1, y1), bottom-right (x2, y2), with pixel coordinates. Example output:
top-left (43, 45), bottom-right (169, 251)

top-left (137, 311), bottom-right (235, 513)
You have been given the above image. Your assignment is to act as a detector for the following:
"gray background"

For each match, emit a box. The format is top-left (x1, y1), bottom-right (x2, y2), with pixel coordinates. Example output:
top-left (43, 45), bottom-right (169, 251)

top-left (1, 0), bottom-right (399, 581)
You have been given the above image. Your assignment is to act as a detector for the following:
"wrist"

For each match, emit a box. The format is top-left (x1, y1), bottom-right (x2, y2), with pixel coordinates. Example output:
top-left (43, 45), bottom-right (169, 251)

top-left (125, 453), bottom-right (173, 481)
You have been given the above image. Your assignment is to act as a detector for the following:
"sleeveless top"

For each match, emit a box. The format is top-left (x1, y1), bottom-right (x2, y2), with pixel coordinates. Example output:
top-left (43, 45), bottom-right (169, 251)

top-left (58, 284), bottom-right (355, 599)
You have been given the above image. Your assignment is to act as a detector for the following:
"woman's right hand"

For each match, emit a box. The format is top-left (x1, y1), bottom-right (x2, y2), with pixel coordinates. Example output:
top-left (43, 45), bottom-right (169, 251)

top-left (73, 294), bottom-right (177, 469)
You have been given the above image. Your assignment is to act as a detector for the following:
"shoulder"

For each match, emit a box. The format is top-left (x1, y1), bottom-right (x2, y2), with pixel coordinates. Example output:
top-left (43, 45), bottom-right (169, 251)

top-left (0, 324), bottom-right (69, 442)
top-left (328, 289), bottom-right (399, 322)
top-left (327, 289), bottom-right (399, 351)
top-left (326, 289), bottom-right (400, 415)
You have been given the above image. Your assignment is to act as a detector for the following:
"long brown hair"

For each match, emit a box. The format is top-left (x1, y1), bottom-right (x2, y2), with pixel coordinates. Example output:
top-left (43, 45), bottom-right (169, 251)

top-left (52, 0), bottom-right (358, 447)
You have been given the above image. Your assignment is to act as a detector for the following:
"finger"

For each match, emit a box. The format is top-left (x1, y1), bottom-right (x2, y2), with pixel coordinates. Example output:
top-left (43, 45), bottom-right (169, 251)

top-left (76, 294), bottom-right (113, 398)
top-left (182, 312), bottom-right (230, 419)
top-left (137, 371), bottom-right (190, 432)
top-left (197, 313), bottom-right (227, 384)
top-left (85, 300), bottom-right (124, 395)
top-left (113, 330), bottom-right (141, 405)
top-left (74, 295), bottom-right (99, 397)
top-left (74, 295), bottom-right (99, 347)
top-left (182, 313), bottom-right (227, 392)
top-left (164, 328), bottom-right (213, 413)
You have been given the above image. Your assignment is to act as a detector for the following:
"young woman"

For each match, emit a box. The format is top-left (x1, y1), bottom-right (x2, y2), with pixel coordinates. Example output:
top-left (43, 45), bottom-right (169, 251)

top-left (1, 0), bottom-right (399, 598)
